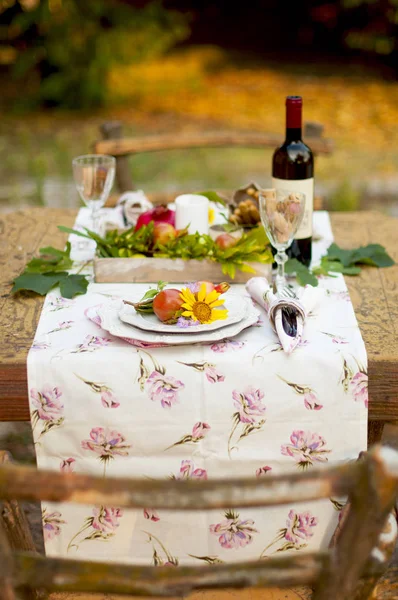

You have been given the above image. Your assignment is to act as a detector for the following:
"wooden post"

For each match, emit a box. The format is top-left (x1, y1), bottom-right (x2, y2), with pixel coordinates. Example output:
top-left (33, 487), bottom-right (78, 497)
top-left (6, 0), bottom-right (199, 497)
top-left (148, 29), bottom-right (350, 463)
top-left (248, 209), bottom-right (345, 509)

top-left (99, 121), bottom-right (134, 192)
top-left (0, 518), bottom-right (17, 600)
top-left (313, 447), bottom-right (398, 600)
top-left (0, 452), bottom-right (40, 600)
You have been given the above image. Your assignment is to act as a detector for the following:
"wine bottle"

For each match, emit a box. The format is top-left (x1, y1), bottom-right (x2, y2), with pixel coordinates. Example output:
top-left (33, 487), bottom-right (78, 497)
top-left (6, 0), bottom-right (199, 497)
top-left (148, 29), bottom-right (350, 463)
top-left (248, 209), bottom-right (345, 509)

top-left (272, 96), bottom-right (314, 267)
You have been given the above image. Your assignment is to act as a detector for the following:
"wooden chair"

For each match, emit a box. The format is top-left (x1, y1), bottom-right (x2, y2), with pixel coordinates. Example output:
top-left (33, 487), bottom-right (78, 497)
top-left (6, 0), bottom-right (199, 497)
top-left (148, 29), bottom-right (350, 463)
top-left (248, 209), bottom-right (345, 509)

top-left (0, 445), bottom-right (397, 600)
top-left (93, 121), bottom-right (333, 197)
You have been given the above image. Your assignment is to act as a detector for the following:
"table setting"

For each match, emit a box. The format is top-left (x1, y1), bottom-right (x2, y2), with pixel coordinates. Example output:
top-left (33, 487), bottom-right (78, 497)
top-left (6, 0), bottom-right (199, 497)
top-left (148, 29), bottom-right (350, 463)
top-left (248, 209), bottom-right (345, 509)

top-left (22, 152), bottom-right (374, 567)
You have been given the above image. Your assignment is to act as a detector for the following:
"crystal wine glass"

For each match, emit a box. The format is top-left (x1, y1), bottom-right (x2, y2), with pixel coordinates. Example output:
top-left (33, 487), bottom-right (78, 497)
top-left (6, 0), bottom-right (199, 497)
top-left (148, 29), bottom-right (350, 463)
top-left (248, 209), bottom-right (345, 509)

top-left (72, 154), bottom-right (116, 234)
top-left (259, 188), bottom-right (306, 289)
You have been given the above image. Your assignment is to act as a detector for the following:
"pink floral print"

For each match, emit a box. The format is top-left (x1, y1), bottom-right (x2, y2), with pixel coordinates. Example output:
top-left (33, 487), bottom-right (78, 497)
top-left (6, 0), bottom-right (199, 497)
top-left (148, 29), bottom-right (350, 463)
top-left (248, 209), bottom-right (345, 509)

top-left (228, 386), bottom-right (266, 457)
top-left (101, 390), bottom-right (120, 409)
top-left (72, 335), bottom-right (112, 353)
top-left (174, 459), bottom-right (208, 480)
top-left (166, 422), bottom-right (211, 450)
top-left (47, 321), bottom-right (74, 334)
top-left (68, 506), bottom-right (123, 552)
top-left (74, 374), bottom-right (119, 408)
top-left (60, 458), bottom-right (75, 473)
top-left (81, 427), bottom-right (131, 475)
top-left (144, 508), bottom-right (160, 522)
top-left (47, 295), bottom-right (74, 312)
top-left (178, 360), bottom-right (225, 383)
top-left (256, 465), bottom-right (272, 477)
top-left (211, 339), bottom-right (245, 353)
top-left (146, 371), bottom-right (185, 409)
top-left (285, 510), bottom-right (318, 545)
top-left (42, 508), bottom-right (66, 542)
top-left (30, 385), bottom-right (64, 441)
top-left (260, 509), bottom-right (318, 557)
top-left (31, 340), bottom-right (51, 350)
top-left (210, 510), bottom-right (257, 549)
top-left (278, 376), bottom-right (323, 411)
top-left (350, 372), bottom-right (368, 408)
top-left (144, 531), bottom-right (178, 566)
top-left (281, 431), bottom-right (331, 469)
top-left (92, 507), bottom-right (123, 533)
top-left (321, 332), bottom-right (349, 345)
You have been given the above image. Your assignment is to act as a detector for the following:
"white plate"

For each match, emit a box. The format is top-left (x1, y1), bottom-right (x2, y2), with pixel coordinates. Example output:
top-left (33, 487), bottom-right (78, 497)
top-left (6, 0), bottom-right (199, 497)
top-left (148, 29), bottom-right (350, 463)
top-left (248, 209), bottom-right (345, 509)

top-left (119, 293), bottom-right (245, 333)
top-left (96, 297), bottom-right (259, 346)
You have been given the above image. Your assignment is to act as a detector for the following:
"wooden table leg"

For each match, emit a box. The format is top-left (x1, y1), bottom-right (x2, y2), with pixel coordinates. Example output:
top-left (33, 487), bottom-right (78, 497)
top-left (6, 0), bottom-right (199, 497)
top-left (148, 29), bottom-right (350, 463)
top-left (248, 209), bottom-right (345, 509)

top-left (0, 451), bottom-right (41, 600)
top-left (368, 421), bottom-right (384, 446)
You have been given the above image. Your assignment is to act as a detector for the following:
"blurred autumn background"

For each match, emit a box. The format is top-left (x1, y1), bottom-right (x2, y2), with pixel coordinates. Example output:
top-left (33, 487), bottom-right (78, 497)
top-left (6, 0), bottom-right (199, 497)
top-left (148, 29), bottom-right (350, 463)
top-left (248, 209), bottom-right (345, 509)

top-left (1, 0), bottom-right (398, 214)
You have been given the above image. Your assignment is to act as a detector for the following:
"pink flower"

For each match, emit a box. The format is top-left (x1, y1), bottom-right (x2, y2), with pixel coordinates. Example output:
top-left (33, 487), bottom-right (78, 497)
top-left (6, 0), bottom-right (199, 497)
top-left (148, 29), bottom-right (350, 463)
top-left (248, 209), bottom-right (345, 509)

top-left (177, 460), bottom-right (207, 480)
top-left (285, 510), bottom-right (318, 544)
top-left (204, 364), bottom-right (225, 383)
top-left (146, 371), bottom-right (185, 409)
top-left (281, 431), bottom-right (330, 468)
top-left (60, 458), bottom-right (75, 473)
top-left (350, 372), bottom-right (368, 408)
top-left (210, 511), bottom-right (257, 549)
top-left (192, 422), bottom-right (211, 441)
top-left (42, 509), bottom-right (66, 542)
top-left (211, 340), bottom-right (244, 353)
top-left (144, 508), bottom-right (160, 522)
top-left (30, 386), bottom-right (63, 421)
top-left (303, 391), bottom-right (323, 411)
top-left (101, 390), bottom-right (120, 409)
top-left (81, 427), bottom-right (131, 459)
top-left (73, 335), bottom-right (112, 353)
top-left (232, 387), bottom-right (266, 424)
top-left (256, 465), bottom-right (272, 477)
top-left (92, 506), bottom-right (123, 534)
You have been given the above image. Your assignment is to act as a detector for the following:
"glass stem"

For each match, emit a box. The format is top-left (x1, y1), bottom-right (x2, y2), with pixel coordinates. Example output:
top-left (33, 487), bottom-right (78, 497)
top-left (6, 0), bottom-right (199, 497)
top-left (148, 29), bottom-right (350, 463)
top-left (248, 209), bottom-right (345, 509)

top-left (275, 249), bottom-right (288, 290)
top-left (92, 207), bottom-right (100, 235)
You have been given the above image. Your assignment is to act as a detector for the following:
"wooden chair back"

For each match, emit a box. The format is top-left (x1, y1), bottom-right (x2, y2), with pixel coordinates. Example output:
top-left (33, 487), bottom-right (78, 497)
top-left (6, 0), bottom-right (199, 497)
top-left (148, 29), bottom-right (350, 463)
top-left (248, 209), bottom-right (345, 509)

top-left (93, 121), bottom-right (333, 194)
top-left (0, 445), bottom-right (397, 600)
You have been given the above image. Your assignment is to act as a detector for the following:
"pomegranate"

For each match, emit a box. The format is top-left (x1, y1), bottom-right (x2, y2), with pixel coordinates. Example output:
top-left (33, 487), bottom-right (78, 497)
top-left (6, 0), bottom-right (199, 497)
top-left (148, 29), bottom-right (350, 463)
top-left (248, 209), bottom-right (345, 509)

top-left (215, 233), bottom-right (238, 250)
top-left (135, 205), bottom-right (175, 231)
top-left (153, 222), bottom-right (177, 245)
top-left (153, 289), bottom-right (184, 323)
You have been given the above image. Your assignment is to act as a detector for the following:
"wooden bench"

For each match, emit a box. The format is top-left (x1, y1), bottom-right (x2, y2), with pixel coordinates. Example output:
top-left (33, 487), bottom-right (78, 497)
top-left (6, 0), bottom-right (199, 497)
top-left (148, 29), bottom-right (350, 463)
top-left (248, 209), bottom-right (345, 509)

top-left (0, 446), bottom-right (397, 600)
top-left (93, 121), bottom-right (333, 194)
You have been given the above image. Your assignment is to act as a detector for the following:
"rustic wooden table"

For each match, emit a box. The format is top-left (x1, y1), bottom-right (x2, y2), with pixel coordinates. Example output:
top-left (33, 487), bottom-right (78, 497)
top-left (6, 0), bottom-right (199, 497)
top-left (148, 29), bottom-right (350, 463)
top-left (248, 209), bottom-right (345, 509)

top-left (0, 208), bottom-right (397, 444)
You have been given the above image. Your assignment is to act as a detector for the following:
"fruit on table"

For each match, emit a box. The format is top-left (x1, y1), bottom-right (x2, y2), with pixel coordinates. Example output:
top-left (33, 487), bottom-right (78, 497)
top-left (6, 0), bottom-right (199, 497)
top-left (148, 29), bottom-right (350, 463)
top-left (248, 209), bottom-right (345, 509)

top-left (153, 222), bottom-right (177, 245)
top-left (229, 199), bottom-right (260, 226)
top-left (135, 205), bottom-right (175, 231)
top-left (153, 289), bottom-right (184, 323)
top-left (215, 233), bottom-right (238, 249)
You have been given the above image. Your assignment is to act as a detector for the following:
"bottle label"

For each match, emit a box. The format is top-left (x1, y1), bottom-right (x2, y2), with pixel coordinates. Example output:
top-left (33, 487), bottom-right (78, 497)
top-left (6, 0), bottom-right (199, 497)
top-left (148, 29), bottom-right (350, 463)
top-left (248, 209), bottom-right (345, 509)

top-left (271, 177), bottom-right (313, 239)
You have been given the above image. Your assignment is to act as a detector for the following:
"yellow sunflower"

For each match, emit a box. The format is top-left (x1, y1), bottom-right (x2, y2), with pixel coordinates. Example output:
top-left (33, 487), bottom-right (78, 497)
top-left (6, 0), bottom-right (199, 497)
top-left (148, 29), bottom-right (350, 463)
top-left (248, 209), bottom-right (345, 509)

top-left (180, 284), bottom-right (228, 324)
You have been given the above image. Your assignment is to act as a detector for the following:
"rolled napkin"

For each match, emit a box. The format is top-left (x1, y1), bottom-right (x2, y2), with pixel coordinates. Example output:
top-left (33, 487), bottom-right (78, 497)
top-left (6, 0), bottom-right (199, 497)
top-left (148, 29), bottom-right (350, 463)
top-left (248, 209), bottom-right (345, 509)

top-left (117, 190), bottom-right (153, 226)
top-left (246, 277), bottom-right (323, 354)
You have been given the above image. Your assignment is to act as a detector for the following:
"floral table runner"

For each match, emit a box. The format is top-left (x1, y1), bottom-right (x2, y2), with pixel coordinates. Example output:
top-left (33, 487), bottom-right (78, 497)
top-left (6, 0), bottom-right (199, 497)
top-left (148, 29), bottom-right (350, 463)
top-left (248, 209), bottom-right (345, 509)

top-left (28, 211), bottom-right (368, 566)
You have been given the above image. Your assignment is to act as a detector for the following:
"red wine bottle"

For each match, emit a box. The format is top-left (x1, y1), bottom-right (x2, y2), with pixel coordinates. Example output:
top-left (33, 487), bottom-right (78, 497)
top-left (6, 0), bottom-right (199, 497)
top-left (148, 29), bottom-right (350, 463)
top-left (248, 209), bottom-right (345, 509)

top-left (272, 96), bottom-right (314, 267)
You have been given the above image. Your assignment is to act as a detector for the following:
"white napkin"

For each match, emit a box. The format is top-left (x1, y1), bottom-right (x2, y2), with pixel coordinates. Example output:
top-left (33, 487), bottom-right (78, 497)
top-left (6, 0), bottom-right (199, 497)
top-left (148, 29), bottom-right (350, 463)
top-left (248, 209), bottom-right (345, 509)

top-left (117, 190), bottom-right (153, 226)
top-left (246, 277), bottom-right (323, 354)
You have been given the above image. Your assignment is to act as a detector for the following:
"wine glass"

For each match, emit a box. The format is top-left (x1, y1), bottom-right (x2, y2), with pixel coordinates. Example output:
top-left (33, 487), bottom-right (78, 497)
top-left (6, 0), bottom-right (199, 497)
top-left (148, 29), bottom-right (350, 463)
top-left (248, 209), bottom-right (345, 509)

top-left (259, 188), bottom-right (306, 289)
top-left (72, 154), bottom-right (116, 234)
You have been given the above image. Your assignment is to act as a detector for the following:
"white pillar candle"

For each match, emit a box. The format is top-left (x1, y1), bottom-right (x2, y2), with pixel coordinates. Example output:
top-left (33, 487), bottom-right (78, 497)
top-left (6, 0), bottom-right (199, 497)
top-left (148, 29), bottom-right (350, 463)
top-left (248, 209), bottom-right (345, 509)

top-left (175, 194), bottom-right (209, 235)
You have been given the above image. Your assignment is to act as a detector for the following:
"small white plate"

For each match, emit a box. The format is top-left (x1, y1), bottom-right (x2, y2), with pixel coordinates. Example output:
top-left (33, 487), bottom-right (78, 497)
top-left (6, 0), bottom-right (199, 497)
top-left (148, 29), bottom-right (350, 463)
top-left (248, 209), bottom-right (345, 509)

top-left (96, 297), bottom-right (259, 346)
top-left (119, 293), bottom-right (245, 333)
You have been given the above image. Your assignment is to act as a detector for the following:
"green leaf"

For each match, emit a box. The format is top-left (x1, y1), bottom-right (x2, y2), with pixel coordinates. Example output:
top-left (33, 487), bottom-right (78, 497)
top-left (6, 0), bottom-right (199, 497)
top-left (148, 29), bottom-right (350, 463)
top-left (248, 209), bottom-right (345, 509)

top-left (327, 242), bottom-right (394, 268)
top-left (57, 225), bottom-right (93, 240)
top-left (39, 242), bottom-right (72, 258)
top-left (12, 272), bottom-right (68, 296)
top-left (195, 190), bottom-right (227, 206)
top-left (285, 259), bottom-right (318, 287)
top-left (59, 274), bottom-right (89, 299)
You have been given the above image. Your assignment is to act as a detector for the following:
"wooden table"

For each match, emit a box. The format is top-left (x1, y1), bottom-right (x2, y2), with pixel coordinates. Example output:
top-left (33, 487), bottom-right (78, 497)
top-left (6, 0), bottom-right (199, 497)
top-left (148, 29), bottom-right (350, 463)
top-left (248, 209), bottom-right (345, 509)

top-left (0, 208), bottom-right (397, 444)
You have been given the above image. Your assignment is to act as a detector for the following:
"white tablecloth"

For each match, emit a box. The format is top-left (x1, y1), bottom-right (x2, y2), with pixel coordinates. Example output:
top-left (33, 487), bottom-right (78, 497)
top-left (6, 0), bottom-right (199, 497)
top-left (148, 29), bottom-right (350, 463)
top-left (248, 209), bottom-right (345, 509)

top-left (28, 211), bottom-right (368, 565)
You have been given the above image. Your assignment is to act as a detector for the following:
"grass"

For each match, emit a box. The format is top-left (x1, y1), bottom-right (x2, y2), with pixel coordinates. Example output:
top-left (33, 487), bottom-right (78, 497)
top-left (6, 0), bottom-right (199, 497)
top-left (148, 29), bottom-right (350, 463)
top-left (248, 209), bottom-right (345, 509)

top-left (1, 46), bottom-right (398, 212)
